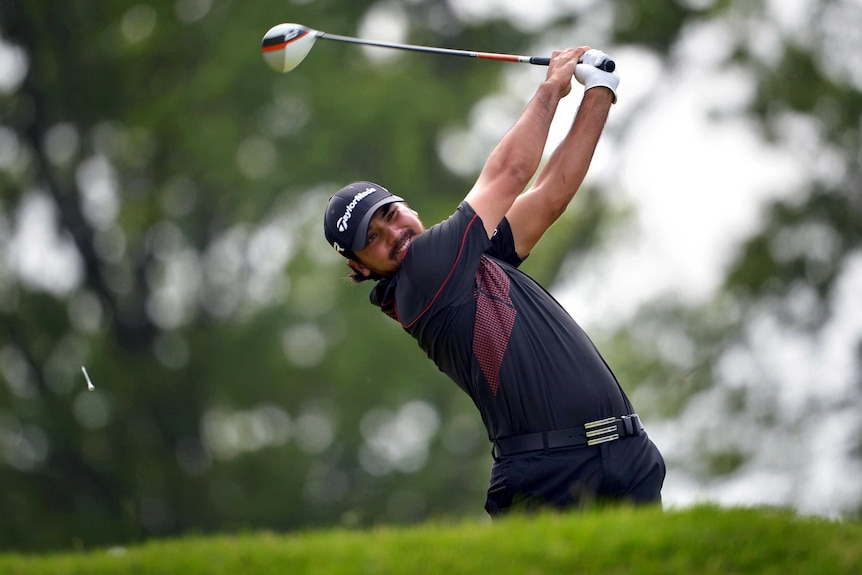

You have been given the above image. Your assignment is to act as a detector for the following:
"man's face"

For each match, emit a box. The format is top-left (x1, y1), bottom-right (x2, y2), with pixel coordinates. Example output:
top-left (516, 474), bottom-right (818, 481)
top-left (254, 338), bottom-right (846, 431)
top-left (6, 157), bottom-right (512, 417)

top-left (349, 202), bottom-right (424, 279)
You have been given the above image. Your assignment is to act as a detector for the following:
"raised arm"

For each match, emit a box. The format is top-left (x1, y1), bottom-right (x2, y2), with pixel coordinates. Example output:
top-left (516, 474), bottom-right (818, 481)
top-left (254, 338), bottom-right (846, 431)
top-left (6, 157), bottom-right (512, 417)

top-left (505, 54), bottom-right (619, 258)
top-left (464, 48), bottom-right (589, 239)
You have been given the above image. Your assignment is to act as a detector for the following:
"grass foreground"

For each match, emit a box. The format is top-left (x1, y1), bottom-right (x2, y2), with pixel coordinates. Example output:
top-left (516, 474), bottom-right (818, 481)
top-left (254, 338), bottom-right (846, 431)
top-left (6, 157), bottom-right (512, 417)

top-left (1, 505), bottom-right (860, 574)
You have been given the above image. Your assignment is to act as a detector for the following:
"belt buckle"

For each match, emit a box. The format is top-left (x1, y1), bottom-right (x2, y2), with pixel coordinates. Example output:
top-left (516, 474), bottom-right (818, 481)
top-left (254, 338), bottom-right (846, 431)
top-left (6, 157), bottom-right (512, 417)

top-left (584, 416), bottom-right (620, 446)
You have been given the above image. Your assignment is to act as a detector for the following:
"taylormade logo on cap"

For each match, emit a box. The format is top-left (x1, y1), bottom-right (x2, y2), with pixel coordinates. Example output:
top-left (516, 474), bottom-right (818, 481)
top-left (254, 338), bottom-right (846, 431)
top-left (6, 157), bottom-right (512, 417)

top-left (323, 181), bottom-right (404, 258)
top-left (336, 188), bottom-right (376, 232)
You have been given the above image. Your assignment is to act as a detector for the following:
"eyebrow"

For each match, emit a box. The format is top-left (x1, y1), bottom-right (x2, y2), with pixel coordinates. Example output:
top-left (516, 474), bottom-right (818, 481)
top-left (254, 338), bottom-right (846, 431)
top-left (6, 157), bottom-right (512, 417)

top-left (366, 204), bottom-right (394, 242)
top-left (372, 203), bottom-right (395, 223)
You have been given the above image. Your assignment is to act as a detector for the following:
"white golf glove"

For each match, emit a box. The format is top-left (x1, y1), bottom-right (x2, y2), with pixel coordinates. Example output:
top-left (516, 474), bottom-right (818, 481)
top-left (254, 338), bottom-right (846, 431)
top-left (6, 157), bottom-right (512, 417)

top-left (575, 49), bottom-right (619, 104)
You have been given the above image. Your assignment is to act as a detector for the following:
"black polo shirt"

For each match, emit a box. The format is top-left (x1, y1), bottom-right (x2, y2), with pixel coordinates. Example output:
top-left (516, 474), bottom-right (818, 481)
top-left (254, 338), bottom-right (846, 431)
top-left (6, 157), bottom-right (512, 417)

top-left (370, 202), bottom-right (632, 440)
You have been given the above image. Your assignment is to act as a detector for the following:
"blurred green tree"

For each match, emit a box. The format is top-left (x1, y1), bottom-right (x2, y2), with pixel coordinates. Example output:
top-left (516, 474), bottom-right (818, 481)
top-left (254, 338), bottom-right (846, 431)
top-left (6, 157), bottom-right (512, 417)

top-left (1, 0), bottom-right (860, 552)
top-left (0, 0), bottom-right (584, 550)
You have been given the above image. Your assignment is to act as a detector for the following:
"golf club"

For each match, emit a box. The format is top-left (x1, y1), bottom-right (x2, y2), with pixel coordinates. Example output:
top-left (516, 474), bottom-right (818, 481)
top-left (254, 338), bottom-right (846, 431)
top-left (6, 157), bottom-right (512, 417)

top-left (261, 23), bottom-right (615, 74)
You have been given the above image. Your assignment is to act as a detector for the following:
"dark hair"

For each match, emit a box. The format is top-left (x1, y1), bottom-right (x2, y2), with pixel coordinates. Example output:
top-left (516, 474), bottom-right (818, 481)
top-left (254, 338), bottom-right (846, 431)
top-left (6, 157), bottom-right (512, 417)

top-left (346, 259), bottom-right (384, 284)
top-left (347, 268), bottom-right (370, 283)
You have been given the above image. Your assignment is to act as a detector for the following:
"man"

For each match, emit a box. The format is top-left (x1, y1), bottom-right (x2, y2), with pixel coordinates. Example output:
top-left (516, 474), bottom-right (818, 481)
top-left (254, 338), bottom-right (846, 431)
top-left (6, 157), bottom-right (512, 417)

top-left (324, 47), bottom-right (665, 516)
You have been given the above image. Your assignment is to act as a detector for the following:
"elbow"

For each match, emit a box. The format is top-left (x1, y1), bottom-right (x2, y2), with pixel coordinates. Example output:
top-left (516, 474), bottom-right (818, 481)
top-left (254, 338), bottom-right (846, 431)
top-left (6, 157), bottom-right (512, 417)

top-left (473, 148), bottom-right (540, 204)
top-left (498, 155), bottom-right (538, 190)
top-left (526, 181), bottom-right (577, 224)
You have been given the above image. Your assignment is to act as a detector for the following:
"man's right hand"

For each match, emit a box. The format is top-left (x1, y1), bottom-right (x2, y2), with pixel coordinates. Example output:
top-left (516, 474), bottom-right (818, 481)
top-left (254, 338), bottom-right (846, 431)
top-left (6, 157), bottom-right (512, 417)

top-left (546, 47), bottom-right (591, 98)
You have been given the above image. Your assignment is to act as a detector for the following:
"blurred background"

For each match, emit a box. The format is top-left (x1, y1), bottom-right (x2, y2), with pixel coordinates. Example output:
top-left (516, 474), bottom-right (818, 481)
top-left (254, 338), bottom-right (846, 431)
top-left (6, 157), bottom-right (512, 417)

top-left (1, 0), bottom-right (860, 552)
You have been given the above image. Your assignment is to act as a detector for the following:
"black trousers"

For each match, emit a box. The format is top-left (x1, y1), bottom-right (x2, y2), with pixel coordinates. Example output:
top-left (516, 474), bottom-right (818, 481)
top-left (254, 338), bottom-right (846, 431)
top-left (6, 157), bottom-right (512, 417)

top-left (484, 432), bottom-right (665, 517)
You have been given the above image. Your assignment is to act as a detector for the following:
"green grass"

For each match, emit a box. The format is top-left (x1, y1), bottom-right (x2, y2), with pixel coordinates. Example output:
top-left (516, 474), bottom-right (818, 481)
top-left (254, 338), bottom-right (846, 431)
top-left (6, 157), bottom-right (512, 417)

top-left (2, 505), bottom-right (860, 574)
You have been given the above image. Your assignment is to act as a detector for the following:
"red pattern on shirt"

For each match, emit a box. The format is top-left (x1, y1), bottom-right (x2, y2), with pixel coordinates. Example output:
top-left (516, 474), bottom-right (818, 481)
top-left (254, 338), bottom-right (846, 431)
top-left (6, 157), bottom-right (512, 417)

top-left (473, 257), bottom-right (516, 396)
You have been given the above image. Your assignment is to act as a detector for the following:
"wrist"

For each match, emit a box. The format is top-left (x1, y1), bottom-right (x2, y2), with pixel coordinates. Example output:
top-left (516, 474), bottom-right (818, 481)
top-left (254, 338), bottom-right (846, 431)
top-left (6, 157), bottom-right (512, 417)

top-left (582, 85), bottom-right (615, 106)
top-left (574, 64), bottom-right (619, 104)
top-left (540, 77), bottom-right (570, 101)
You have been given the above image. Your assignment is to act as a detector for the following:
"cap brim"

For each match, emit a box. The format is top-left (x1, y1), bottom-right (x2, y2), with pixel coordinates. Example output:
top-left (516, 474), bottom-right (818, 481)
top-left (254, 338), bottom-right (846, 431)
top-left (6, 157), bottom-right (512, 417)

top-left (349, 195), bottom-right (404, 252)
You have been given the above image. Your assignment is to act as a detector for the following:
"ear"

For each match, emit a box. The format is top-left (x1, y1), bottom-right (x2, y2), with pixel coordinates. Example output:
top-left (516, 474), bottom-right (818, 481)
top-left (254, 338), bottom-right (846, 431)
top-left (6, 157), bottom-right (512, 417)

top-left (347, 258), bottom-right (371, 277)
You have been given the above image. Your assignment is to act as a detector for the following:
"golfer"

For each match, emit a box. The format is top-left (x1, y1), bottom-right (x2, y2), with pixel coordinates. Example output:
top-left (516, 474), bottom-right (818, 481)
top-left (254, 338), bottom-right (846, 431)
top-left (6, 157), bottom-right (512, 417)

top-left (324, 47), bottom-right (665, 515)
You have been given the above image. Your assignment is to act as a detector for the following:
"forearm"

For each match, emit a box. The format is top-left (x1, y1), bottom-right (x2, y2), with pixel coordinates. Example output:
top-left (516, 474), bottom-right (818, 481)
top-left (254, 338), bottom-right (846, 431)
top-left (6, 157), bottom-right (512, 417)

top-left (464, 79), bottom-right (569, 237)
top-left (483, 80), bottom-right (565, 186)
top-left (532, 87), bottom-right (613, 205)
top-left (504, 87), bottom-right (613, 257)
top-left (464, 47), bottom-right (590, 238)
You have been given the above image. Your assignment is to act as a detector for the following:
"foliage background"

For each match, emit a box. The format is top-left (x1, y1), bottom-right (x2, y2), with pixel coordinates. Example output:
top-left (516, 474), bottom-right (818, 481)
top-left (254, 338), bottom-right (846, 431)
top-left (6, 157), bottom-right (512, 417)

top-left (1, 0), bottom-right (860, 551)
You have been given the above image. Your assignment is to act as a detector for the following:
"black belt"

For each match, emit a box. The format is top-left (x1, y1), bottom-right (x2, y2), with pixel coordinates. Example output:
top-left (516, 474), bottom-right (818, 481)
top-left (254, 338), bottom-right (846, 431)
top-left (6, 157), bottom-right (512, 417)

top-left (492, 414), bottom-right (644, 458)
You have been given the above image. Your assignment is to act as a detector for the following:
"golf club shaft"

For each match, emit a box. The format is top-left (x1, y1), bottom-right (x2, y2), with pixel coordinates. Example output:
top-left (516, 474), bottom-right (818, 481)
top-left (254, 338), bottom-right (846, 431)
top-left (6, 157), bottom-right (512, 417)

top-left (316, 32), bottom-right (615, 72)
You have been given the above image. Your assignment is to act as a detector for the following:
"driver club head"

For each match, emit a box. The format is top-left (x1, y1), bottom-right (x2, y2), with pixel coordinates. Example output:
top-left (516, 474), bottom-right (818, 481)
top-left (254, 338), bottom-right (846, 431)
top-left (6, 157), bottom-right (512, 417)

top-left (261, 23), bottom-right (318, 73)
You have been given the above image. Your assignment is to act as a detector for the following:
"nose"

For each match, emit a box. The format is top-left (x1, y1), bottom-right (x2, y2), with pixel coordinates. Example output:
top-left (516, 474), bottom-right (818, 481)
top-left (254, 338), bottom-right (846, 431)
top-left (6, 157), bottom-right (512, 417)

top-left (381, 225), bottom-right (400, 245)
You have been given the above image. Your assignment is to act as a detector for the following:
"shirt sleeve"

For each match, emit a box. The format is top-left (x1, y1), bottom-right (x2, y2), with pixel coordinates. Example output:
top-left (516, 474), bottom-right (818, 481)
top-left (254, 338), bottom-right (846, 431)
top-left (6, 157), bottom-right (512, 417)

top-left (485, 216), bottom-right (527, 268)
